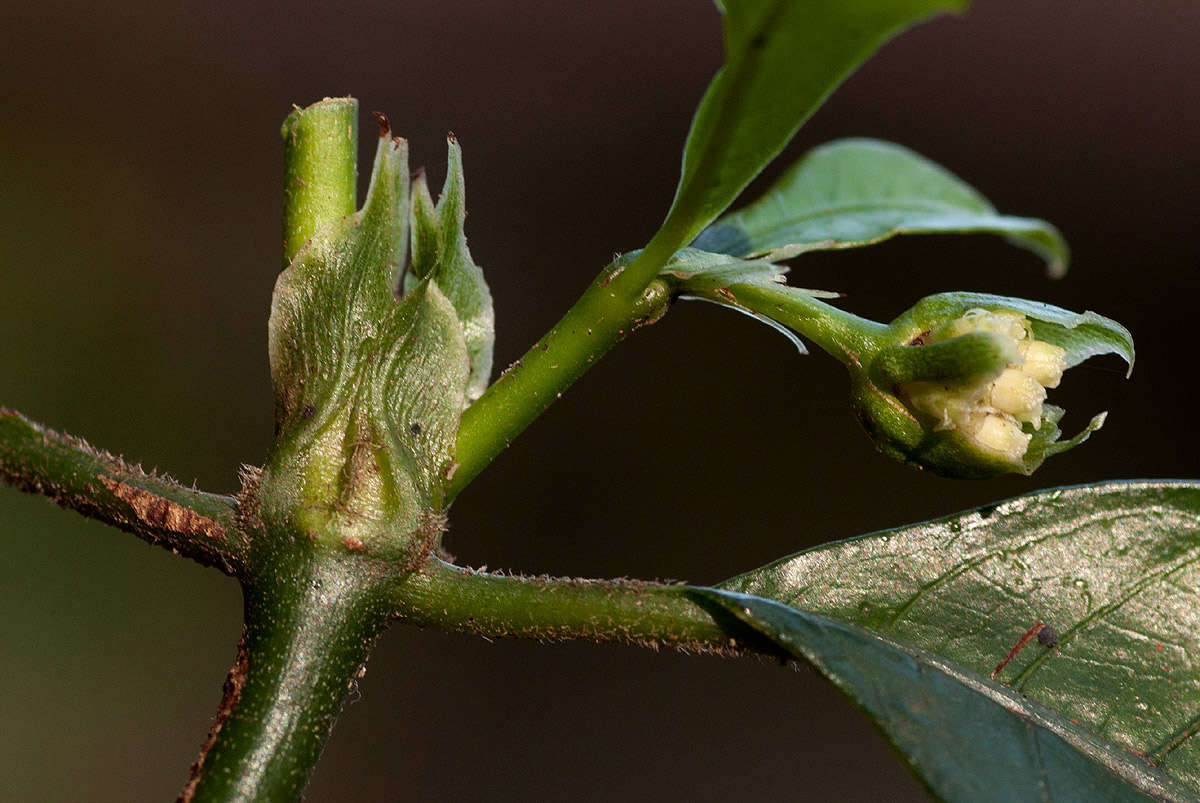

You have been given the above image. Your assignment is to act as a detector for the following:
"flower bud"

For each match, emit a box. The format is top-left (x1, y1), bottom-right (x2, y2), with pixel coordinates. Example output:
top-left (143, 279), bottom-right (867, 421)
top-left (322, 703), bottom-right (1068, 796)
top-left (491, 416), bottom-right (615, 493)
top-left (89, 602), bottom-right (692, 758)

top-left (852, 295), bottom-right (1131, 478)
top-left (657, 250), bottom-right (1133, 478)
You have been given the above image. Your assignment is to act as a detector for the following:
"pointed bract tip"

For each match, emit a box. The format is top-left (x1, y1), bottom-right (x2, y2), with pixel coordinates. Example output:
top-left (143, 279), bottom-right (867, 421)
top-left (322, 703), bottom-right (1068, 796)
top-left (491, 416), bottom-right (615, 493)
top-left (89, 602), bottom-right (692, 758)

top-left (372, 111), bottom-right (390, 138)
top-left (446, 131), bottom-right (458, 144)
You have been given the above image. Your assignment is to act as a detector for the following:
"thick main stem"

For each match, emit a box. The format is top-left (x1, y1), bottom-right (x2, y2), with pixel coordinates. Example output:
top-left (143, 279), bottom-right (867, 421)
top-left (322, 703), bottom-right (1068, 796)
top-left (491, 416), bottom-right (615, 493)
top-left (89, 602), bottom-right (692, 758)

top-left (183, 554), bottom-right (390, 802)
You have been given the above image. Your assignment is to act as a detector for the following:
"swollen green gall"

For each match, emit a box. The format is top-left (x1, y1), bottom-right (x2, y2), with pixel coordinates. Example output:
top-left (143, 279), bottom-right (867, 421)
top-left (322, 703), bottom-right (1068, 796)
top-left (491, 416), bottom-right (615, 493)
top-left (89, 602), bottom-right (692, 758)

top-left (261, 101), bottom-right (492, 563)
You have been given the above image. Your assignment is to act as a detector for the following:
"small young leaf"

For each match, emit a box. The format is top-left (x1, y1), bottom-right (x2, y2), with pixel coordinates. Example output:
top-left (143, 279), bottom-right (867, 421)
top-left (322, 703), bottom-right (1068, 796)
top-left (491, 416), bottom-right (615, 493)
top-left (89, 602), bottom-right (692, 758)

top-left (657, 246), bottom-right (781, 286)
top-left (694, 138), bottom-right (1069, 277)
top-left (660, 1), bottom-right (966, 249)
top-left (645, 247), bottom-right (842, 353)
top-left (719, 481), bottom-right (1200, 792)
top-left (693, 589), bottom-right (1191, 802)
top-left (404, 137), bottom-right (495, 404)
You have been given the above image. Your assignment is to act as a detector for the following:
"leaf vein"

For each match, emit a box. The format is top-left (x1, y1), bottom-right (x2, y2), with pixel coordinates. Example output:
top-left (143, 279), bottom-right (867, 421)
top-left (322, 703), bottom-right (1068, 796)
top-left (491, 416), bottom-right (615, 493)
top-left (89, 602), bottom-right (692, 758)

top-left (1012, 536), bottom-right (1200, 690)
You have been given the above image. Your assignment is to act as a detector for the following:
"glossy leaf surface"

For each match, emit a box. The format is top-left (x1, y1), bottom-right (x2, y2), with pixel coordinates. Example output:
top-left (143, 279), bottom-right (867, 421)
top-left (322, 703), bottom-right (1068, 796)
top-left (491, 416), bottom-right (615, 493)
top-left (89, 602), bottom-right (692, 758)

top-left (695, 589), bottom-right (1190, 801)
top-left (693, 138), bottom-right (1069, 276)
top-left (719, 481), bottom-right (1200, 792)
top-left (661, 2), bottom-right (965, 249)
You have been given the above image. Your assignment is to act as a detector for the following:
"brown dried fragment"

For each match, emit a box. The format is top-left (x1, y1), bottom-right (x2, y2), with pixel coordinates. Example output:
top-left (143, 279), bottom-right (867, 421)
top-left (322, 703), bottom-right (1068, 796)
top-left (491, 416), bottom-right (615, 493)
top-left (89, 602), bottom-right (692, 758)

top-left (100, 476), bottom-right (226, 540)
top-left (404, 510), bottom-right (448, 573)
top-left (372, 110), bottom-right (390, 137)
top-left (179, 631), bottom-right (249, 803)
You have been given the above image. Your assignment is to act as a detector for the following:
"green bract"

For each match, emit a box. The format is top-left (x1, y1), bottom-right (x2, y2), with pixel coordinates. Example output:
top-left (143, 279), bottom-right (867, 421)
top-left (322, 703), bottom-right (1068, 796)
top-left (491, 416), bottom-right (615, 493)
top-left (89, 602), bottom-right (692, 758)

top-left (404, 136), bottom-right (495, 405)
top-left (263, 107), bottom-right (491, 562)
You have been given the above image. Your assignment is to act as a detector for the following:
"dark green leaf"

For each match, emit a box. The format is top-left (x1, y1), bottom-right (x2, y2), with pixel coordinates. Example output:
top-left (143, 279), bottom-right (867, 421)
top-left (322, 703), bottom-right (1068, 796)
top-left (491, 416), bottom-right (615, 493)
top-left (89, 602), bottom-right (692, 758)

top-left (694, 138), bottom-right (1068, 276)
top-left (662, 2), bottom-right (966, 249)
top-left (695, 588), bottom-right (1191, 801)
top-left (405, 136), bottom-right (495, 404)
top-left (719, 481), bottom-right (1200, 793)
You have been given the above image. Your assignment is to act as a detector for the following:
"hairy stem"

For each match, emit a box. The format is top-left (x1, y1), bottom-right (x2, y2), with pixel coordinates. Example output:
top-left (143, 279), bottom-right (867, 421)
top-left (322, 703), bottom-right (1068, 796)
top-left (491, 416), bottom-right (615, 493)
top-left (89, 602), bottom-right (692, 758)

top-left (0, 407), bottom-right (245, 574)
top-left (182, 553), bottom-right (391, 802)
top-left (281, 97), bottom-right (359, 266)
top-left (394, 558), bottom-right (786, 657)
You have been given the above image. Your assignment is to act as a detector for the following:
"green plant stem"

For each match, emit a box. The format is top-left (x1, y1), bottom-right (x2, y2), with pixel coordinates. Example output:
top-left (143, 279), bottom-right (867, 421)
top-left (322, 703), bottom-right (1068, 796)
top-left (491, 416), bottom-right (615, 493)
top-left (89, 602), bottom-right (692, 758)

top-left (395, 558), bottom-right (786, 656)
top-left (182, 553), bottom-right (392, 802)
top-left (0, 407), bottom-right (245, 574)
top-left (725, 282), bottom-right (890, 366)
top-left (449, 229), bottom-right (680, 500)
top-left (281, 97), bottom-right (359, 266)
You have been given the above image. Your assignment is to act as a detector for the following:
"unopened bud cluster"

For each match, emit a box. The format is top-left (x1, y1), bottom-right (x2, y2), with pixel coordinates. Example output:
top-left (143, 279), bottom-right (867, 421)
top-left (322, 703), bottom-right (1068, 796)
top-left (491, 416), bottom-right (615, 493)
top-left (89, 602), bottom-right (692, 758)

top-left (900, 310), bottom-right (1067, 463)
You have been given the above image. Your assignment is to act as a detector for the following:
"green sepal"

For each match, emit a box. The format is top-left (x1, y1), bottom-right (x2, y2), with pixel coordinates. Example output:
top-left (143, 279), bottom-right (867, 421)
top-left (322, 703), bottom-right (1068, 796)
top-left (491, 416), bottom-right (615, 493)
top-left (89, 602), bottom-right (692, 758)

top-left (850, 374), bottom-right (1067, 479)
top-left (408, 168), bottom-right (440, 279)
top-left (869, 331), bottom-right (1017, 388)
top-left (403, 136), bottom-right (495, 404)
top-left (1026, 404), bottom-right (1107, 465)
top-left (891, 292), bottom-right (1135, 375)
top-left (845, 375), bottom-right (1031, 480)
top-left (266, 125), bottom-right (469, 561)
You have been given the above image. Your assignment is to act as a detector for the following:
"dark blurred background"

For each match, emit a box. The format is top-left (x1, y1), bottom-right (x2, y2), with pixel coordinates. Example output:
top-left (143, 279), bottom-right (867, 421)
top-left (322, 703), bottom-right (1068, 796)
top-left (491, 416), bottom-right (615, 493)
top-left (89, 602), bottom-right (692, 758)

top-left (1, 1), bottom-right (1196, 800)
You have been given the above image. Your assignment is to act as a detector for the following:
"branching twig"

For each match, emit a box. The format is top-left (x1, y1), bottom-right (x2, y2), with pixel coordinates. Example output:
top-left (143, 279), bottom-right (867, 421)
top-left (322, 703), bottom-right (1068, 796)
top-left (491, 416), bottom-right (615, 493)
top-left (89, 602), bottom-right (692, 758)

top-left (0, 407), bottom-right (247, 575)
